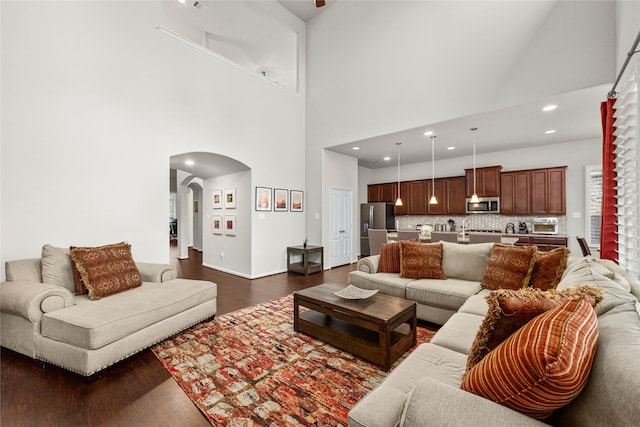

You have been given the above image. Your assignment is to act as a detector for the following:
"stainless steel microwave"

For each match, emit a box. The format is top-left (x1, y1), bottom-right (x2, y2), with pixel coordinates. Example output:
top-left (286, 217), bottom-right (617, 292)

top-left (466, 197), bottom-right (500, 214)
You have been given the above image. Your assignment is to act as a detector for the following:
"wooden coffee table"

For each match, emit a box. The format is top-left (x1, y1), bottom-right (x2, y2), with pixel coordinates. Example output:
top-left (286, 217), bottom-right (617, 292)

top-left (293, 283), bottom-right (417, 370)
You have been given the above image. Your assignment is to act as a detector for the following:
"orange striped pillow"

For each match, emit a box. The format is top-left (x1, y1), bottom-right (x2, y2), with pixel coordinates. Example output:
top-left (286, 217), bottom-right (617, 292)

top-left (461, 295), bottom-right (598, 420)
top-left (378, 242), bottom-right (401, 273)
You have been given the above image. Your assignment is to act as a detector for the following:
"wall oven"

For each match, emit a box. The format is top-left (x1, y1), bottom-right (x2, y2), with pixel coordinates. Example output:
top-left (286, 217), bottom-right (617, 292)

top-left (466, 197), bottom-right (500, 214)
top-left (532, 217), bottom-right (559, 235)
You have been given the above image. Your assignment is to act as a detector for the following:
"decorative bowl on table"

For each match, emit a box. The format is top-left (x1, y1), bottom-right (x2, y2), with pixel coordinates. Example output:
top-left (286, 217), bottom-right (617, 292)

top-left (333, 285), bottom-right (379, 300)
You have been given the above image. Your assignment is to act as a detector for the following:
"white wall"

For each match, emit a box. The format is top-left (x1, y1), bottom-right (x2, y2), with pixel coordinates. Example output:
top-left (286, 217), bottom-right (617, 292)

top-left (306, 1), bottom-right (616, 250)
top-left (1, 1), bottom-right (306, 279)
top-left (361, 138), bottom-right (602, 255)
top-left (203, 171), bottom-right (252, 277)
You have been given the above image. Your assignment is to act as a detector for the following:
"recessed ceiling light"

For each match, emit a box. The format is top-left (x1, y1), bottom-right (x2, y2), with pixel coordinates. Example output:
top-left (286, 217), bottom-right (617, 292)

top-left (177, 0), bottom-right (186, 3)
top-left (545, 129), bottom-right (557, 134)
top-left (383, 156), bottom-right (391, 161)
top-left (542, 105), bottom-right (557, 112)
top-left (447, 146), bottom-right (455, 150)
top-left (424, 131), bottom-right (434, 136)
top-left (185, 160), bottom-right (195, 165)
top-left (352, 146), bottom-right (360, 150)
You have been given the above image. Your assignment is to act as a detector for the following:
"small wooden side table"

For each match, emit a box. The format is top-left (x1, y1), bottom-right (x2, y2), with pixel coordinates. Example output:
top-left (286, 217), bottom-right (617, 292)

top-left (287, 245), bottom-right (323, 275)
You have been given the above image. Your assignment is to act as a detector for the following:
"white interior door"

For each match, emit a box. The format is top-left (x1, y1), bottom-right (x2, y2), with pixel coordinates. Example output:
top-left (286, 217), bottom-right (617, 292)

top-left (330, 188), bottom-right (352, 267)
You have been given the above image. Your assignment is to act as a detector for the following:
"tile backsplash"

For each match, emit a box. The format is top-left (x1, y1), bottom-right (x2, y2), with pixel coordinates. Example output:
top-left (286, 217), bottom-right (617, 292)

top-left (396, 214), bottom-right (567, 235)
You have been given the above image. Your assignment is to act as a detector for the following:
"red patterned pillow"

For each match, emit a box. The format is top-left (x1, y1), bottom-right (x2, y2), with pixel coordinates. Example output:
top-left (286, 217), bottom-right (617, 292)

top-left (399, 241), bottom-right (447, 280)
top-left (481, 244), bottom-right (536, 290)
top-left (70, 242), bottom-right (142, 300)
top-left (530, 247), bottom-right (569, 290)
top-left (465, 286), bottom-right (603, 373)
top-left (378, 242), bottom-right (401, 273)
top-left (461, 295), bottom-right (598, 420)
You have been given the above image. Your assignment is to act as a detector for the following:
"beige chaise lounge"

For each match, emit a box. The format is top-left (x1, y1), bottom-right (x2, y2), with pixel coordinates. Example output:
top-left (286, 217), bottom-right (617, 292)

top-left (0, 244), bottom-right (217, 377)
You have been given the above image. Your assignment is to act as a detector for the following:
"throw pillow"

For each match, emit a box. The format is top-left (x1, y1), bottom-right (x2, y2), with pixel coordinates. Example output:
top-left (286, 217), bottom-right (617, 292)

top-left (465, 286), bottom-right (603, 372)
top-left (69, 242), bottom-right (142, 300)
top-left (399, 241), bottom-right (447, 280)
top-left (41, 244), bottom-right (76, 293)
top-left (70, 246), bottom-right (88, 295)
top-left (377, 242), bottom-right (401, 273)
top-left (461, 295), bottom-right (599, 420)
top-left (481, 244), bottom-right (536, 290)
top-left (530, 247), bottom-right (570, 290)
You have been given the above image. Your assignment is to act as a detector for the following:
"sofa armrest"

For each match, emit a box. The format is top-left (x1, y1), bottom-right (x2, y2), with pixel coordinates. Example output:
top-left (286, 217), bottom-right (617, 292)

top-left (0, 281), bottom-right (74, 323)
top-left (400, 377), bottom-right (549, 427)
top-left (356, 255), bottom-right (380, 274)
top-left (135, 262), bottom-right (177, 282)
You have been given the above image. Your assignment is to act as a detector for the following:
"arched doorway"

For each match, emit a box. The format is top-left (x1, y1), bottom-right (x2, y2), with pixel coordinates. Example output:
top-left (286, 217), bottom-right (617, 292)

top-left (170, 152), bottom-right (251, 272)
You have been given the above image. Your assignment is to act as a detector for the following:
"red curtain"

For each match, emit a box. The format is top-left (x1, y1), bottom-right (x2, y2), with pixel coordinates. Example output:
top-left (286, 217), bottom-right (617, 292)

top-left (600, 99), bottom-right (617, 261)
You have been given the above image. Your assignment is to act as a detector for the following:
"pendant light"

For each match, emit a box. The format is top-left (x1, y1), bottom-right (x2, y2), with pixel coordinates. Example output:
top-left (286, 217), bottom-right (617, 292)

top-left (429, 136), bottom-right (438, 205)
top-left (395, 143), bottom-right (403, 206)
top-left (470, 127), bottom-right (480, 203)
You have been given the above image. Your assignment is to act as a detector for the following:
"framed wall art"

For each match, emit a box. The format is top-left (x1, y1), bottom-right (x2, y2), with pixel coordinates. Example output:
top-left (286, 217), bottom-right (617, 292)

top-left (225, 215), bottom-right (236, 236)
top-left (224, 188), bottom-right (236, 209)
top-left (274, 188), bottom-right (288, 212)
top-left (290, 190), bottom-right (303, 212)
top-left (255, 186), bottom-right (272, 211)
top-left (212, 190), bottom-right (222, 209)
top-left (212, 215), bottom-right (223, 234)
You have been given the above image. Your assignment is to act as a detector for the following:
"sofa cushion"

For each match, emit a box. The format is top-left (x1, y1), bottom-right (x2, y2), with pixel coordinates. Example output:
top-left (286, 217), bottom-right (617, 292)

top-left (461, 296), bottom-right (598, 420)
top-left (557, 257), bottom-right (638, 315)
top-left (406, 278), bottom-right (481, 311)
top-left (550, 300), bottom-right (640, 426)
top-left (430, 312), bottom-right (484, 355)
top-left (400, 242), bottom-right (447, 280)
top-left (481, 244), bottom-right (536, 290)
top-left (348, 343), bottom-right (467, 427)
top-left (41, 245), bottom-right (76, 293)
top-left (41, 279), bottom-right (217, 350)
top-left (348, 271), bottom-right (411, 299)
top-left (70, 242), bottom-right (142, 300)
top-left (465, 286), bottom-right (603, 372)
top-left (457, 289), bottom-right (491, 316)
top-left (377, 242), bottom-right (401, 273)
top-left (441, 241), bottom-right (493, 282)
top-left (529, 247), bottom-right (569, 290)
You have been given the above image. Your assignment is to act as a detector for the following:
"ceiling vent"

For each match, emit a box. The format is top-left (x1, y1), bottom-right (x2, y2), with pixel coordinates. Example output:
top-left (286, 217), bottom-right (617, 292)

top-left (192, 1), bottom-right (207, 12)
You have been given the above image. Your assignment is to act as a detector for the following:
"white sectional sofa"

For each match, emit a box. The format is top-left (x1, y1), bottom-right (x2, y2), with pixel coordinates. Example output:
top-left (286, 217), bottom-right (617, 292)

top-left (0, 245), bottom-right (217, 377)
top-left (347, 242), bottom-right (640, 426)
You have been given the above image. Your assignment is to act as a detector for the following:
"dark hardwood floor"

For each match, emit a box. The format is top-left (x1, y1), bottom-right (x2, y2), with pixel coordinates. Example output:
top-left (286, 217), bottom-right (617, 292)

top-left (1, 246), bottom-right (357, 427)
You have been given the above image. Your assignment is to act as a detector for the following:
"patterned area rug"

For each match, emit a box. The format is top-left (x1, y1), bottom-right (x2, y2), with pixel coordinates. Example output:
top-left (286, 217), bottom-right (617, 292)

top-left (152, 295), bottom-right (436, 426)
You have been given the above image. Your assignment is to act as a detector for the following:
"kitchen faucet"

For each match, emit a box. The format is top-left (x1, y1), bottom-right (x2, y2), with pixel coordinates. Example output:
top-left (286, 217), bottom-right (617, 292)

top-left (461, 217), bottom-right (470, 236)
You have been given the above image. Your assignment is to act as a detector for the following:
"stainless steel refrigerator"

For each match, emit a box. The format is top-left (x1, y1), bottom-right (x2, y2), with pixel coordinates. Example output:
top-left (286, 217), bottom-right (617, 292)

top-left (360, 203), bottom-right (396, 256)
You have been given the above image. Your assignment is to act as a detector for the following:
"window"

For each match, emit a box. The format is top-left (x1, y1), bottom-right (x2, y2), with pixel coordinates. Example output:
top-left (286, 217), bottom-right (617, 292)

top-left (585, 166), bottom-right (602, 248)
top-left (612, 58), bottom-right (639, 278)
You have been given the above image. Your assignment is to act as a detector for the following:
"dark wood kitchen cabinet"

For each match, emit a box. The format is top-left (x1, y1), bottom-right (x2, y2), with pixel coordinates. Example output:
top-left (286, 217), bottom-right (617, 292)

top-left (531, 167), bottom-right (566, 215)
top-left (395, 180), bottom-right (427, 216)
top-left (446, 176), bottom-right (467, 215)
top-left (500, 166), bottom-right (566, 215)
top-left (515, 236), bottom-right (568, 252)
top-left (367, 183), bottom-right (397, 203)
top-left (501, 170), bottom-right (531, 214)
top-left (408, 180), bottom-right (428, 215)
top-left (394, 181), bottom-right (410, 215)
top-left (426, 179), bottom-right (446, 215)
top-left (465, 166), bottom-right (502, 198)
